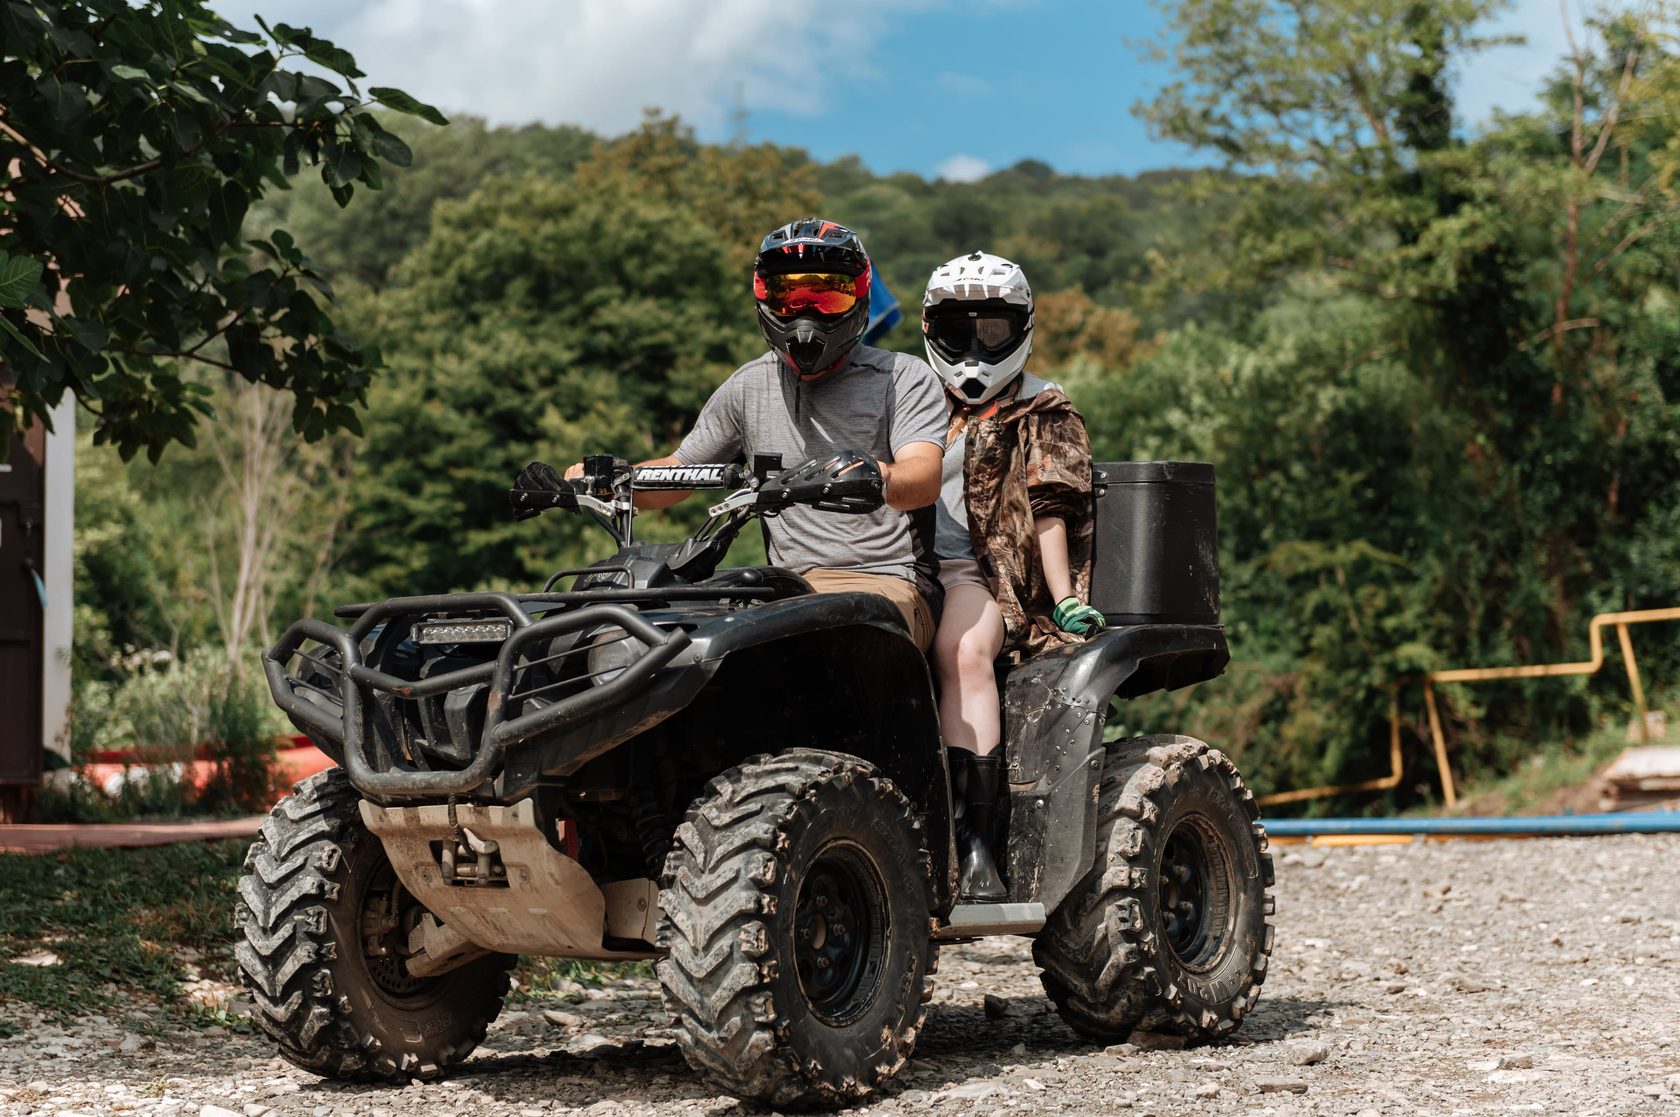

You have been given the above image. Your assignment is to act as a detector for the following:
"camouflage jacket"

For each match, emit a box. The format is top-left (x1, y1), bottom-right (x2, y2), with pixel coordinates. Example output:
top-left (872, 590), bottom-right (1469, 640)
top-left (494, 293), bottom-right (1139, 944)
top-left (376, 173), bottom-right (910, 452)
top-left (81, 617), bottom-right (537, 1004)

top-left (954, 387), bottom-right (1095, 659)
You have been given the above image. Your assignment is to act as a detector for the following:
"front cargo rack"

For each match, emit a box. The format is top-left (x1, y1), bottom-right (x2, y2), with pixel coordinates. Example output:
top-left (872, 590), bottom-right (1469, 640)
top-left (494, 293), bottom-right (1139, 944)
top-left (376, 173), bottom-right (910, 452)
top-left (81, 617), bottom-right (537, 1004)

top-left (262, 590), bottom-right (741, 797)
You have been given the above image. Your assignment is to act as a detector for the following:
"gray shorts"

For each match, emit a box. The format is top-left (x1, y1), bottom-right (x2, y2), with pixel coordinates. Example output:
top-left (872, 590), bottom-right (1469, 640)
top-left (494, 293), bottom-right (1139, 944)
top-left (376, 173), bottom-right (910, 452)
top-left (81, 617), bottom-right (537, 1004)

top-left (938, 556), bottom-right (991, 596)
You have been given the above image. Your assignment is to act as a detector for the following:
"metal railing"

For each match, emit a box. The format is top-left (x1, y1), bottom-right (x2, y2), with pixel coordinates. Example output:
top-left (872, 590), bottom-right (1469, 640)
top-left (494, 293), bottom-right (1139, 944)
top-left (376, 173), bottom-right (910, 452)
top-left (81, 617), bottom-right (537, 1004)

top-left (1258, 606), bottom-right (1680, 810)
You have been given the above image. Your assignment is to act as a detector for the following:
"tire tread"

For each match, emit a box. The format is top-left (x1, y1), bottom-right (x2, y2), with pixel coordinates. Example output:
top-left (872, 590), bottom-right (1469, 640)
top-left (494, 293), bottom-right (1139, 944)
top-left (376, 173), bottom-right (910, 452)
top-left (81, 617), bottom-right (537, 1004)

top-left (1033, 735), bottom-right (1273, 1041)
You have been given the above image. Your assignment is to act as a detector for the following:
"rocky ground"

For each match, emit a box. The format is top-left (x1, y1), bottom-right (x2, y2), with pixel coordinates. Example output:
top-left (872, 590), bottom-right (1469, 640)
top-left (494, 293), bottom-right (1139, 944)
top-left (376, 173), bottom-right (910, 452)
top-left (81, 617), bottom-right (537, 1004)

top-left (3, 834), bottom-right (1679, 1116)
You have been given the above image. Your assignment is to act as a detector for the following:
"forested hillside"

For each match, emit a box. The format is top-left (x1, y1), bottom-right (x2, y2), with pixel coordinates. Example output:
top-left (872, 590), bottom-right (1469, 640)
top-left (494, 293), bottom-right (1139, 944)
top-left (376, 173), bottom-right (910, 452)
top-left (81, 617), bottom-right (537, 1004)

top-left (73, 3), bottom-right (1680, 809)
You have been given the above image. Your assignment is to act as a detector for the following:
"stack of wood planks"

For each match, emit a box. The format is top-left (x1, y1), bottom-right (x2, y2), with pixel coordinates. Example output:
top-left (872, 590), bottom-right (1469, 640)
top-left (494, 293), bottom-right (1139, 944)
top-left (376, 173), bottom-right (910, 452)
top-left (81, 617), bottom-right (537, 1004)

top-left (1599, 737), bottom-right (1680, 812)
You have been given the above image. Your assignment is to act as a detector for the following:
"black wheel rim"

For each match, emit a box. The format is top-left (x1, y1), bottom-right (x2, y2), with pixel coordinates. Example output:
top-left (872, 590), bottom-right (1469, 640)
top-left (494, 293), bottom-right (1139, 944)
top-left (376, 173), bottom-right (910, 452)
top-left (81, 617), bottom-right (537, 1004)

top-left (1159, 815), bottom-right (1234, 970)
top-left (793, 842), bottom-right (888, 1025)
top-left (359, 860), bottom-right (440, 1000)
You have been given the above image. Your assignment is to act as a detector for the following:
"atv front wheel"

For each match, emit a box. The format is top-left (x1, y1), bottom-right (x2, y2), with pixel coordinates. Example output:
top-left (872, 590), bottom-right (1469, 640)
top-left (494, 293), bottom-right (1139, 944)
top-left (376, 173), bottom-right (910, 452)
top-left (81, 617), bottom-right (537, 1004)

top-left (235, 768), bottom-right (515, 1081)
top-left (1034, 735), bottom-right (1272, 1041)
top-left (657, 749), bottom-right (937, 1108)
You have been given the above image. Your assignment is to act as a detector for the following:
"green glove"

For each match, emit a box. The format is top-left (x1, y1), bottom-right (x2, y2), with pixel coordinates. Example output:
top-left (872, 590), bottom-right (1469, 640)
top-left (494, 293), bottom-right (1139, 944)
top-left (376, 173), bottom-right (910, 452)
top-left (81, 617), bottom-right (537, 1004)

top-left (1053, 596), bottom-right (1106, 637)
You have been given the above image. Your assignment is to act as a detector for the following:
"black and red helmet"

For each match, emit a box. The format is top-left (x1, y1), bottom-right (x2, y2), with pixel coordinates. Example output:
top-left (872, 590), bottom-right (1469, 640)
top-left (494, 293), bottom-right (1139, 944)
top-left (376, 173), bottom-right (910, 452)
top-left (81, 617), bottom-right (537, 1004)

top-left (753, 218), bottom-right (873, 379)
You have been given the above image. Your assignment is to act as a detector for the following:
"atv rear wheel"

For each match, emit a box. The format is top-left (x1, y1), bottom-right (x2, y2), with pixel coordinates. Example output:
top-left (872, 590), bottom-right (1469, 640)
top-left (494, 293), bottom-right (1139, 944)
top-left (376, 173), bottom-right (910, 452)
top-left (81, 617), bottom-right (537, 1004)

top-left (235, 768), bottom-right (515, 1081)
top-left (657, 749), bottom-right (937, 1108)
top-left (1033, 735), bottom-right (1272, 1041)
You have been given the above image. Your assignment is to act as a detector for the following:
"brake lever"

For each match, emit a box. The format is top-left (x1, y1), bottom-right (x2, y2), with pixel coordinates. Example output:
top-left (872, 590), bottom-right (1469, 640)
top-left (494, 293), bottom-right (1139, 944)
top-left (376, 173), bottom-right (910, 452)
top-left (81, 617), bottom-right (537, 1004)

top-left (706, 486), bottom-right (762, 518)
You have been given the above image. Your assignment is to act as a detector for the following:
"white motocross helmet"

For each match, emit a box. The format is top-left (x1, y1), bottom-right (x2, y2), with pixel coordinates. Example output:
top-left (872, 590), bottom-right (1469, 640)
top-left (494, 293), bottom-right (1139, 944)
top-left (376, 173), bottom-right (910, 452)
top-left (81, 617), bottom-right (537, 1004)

top-left (922, 251), bottom-right (1034, 406)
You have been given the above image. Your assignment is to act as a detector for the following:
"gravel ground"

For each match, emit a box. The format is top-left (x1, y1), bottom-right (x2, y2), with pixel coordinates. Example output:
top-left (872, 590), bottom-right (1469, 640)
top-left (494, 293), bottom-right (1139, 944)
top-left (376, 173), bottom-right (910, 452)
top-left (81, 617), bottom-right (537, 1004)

top-left (3, 833), bottom-right (1679, 1116)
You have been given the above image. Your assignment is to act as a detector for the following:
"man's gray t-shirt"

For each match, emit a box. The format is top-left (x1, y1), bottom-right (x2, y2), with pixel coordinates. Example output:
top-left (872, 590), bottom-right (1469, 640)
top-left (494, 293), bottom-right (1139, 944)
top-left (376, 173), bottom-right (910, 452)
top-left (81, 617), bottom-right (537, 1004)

top-left (936, 372), bottom-right (1062, 561)
top-left (675, 345), bottom-right (947, 584)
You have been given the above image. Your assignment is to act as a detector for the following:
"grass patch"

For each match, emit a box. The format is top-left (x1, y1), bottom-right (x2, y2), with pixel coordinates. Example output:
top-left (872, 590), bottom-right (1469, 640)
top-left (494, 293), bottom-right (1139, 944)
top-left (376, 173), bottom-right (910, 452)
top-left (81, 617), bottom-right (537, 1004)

top-left (0, 837), bottom-right (655, 1022)
top-left (511, 956), bottom-right (656, 1002)
top-left (0, 839), bottom-right (247, 1020)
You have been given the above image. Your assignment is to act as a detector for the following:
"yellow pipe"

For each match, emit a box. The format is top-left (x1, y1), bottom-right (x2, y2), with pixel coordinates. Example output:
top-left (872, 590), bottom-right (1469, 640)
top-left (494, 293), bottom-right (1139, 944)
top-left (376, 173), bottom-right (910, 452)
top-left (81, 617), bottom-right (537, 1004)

top-left (1422, 680), bottom-right (1457, 807)
top-left (1617, 623), bottom-right (1649, 745)
top-left (1264, 607), bottom-right (1679, 811)
top-left (1421, 606), bottom-right (1679, 807)
top-left (1258, 692), bottom-right (1404, 807)
top-left (1429, 607), bottom-right (1680, 684)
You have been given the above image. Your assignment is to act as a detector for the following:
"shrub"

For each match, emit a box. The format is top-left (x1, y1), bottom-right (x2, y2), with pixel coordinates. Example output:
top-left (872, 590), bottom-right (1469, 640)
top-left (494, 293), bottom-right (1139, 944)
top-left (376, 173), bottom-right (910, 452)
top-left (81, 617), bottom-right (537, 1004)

top-left (44, 648), bottom-right (283, 821)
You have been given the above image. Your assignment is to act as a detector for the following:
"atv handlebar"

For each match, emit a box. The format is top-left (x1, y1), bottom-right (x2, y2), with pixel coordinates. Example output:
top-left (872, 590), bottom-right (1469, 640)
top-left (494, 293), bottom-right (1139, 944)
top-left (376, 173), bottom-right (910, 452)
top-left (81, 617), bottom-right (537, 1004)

top-left (508, 451), bottom-right (886, 563)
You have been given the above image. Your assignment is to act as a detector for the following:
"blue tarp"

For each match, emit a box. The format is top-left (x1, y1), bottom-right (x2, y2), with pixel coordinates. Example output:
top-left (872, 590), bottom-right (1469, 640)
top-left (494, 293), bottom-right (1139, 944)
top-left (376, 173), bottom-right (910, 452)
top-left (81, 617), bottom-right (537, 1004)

top-left (864, 269), bottom-right (903, 344)
top-left (1264, 812), bottom-right (1680, 836)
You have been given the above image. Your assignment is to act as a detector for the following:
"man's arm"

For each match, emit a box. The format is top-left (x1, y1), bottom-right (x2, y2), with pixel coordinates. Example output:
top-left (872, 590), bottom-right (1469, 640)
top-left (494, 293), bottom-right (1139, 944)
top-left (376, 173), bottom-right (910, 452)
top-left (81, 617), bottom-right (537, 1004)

top-left (880, 441), bottom-right (941, 510)
top-left (561, 370), bottom-right (745, 510)
top-left (884, 355), bottom-right (949, 511)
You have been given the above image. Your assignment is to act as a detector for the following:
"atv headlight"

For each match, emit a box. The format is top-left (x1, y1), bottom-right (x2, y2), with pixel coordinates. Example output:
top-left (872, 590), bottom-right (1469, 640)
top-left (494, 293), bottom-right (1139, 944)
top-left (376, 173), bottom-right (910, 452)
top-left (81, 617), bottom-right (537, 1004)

top-left (413, 618), bottom-right (513, 645)
top-left (586, 628), bottom-right (647, 686)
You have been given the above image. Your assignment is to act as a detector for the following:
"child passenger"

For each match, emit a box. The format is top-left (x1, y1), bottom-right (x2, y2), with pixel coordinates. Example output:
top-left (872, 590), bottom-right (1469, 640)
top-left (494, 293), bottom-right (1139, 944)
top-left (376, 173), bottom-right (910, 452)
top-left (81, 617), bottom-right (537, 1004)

top-left (923, 252), bottom-right (1105, 901)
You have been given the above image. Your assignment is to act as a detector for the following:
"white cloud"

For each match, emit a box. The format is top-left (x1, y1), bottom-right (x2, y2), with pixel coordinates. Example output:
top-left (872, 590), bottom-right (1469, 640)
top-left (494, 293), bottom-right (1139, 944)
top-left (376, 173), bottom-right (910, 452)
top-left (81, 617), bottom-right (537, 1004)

top-left (935, 153), bottom-right (992, 183)
top-left (221, 0), bottom-right (912, 136)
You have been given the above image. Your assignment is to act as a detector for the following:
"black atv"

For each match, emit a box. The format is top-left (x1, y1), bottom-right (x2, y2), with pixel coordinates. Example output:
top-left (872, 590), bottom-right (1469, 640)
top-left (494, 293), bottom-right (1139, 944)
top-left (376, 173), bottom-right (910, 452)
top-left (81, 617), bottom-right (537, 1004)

top-left (239, 451), bottom-right (1272, 1108)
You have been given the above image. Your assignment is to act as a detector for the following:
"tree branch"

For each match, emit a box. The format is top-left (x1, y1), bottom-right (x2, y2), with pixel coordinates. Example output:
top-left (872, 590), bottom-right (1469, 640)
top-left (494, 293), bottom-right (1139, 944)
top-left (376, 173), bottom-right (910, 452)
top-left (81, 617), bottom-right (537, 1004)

top-left (1583, 43), bottom-right (1639, 177)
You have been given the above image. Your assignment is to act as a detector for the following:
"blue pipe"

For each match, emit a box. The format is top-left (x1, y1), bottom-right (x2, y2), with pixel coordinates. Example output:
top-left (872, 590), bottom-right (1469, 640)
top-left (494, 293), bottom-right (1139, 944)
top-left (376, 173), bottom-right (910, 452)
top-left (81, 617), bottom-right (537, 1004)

top-left (1264, 812), bottom-right (1680, 837)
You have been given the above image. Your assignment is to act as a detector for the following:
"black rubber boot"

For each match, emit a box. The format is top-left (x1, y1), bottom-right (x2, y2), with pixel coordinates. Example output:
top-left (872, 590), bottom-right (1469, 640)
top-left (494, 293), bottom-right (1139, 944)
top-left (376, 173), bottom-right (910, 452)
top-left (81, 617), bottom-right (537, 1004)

top-left (953, 751), bottom-right (1007, 902)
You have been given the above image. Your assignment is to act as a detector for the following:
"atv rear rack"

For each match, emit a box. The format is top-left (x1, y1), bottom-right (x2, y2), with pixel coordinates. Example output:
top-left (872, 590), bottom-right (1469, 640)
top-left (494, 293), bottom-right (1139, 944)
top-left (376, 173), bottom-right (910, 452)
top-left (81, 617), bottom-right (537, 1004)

top-left (263, 591), bottom-right (697, 797)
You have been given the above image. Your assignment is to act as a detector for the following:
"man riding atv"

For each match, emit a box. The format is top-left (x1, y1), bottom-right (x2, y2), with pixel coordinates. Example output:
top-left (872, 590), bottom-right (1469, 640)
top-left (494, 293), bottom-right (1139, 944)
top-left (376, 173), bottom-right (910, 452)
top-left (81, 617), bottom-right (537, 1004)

top-left (569, 217), bottom-right (947, 650)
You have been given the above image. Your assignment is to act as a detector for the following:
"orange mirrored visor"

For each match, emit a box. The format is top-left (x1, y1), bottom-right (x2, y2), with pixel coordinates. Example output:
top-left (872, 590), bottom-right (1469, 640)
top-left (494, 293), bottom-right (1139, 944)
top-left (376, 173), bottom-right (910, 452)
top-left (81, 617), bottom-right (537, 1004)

top-left (754, 272), bottom-right (860, 318)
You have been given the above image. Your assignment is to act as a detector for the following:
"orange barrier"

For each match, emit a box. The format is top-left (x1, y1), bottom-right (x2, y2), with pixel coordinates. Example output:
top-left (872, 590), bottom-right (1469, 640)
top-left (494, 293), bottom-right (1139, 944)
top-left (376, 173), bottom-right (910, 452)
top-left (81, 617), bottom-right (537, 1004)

top-left (80, 740), bottom-right (335, 807)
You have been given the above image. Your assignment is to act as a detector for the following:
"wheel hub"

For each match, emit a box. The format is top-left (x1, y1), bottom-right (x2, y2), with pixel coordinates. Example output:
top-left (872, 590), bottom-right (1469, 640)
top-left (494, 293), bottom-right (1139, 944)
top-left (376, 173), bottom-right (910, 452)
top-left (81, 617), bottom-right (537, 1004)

top-left (1160, 822), bottom-right (1219, 966)
top-left (360, 865), bottom-right (434, 998)
top-left (793, 844), bottom-right (887, 1024)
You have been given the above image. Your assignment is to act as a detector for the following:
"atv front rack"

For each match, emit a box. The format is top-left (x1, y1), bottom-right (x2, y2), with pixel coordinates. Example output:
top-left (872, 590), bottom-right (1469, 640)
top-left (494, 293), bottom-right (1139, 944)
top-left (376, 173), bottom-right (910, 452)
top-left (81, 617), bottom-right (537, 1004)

top-left (263, 592), bottom-right (694, 797)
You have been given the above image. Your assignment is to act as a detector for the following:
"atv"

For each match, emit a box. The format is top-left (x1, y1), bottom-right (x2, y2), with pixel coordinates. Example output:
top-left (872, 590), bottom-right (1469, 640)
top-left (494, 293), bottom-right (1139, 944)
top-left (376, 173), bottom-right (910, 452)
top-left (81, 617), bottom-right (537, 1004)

top-left (239, 450), bottom-right (1273, 1108)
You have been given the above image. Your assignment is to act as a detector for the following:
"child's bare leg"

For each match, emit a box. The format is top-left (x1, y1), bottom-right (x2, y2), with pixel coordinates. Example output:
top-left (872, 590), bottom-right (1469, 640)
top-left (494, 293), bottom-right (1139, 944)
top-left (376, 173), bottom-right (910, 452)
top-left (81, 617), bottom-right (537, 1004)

top-left (934, 584), bottom-right (1007, 755)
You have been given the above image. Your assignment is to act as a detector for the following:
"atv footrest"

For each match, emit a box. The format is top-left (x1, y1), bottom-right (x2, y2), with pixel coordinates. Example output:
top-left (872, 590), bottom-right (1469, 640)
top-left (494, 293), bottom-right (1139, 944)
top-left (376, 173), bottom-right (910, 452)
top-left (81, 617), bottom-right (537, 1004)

top-left (934, 901), bottom-right (1047, 939)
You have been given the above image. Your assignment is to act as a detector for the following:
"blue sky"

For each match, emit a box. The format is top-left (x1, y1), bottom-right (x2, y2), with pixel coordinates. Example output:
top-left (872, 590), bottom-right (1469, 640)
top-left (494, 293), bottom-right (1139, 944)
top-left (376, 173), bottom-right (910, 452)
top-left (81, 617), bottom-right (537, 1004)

top-left (223, 0), bottom-right (1575, 181)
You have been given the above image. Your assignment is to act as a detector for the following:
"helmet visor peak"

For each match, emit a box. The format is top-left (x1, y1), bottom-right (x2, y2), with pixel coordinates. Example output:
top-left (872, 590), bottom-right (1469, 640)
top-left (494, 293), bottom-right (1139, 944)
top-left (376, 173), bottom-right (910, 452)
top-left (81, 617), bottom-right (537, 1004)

top-left (754, 272), bottom-right (861, 318)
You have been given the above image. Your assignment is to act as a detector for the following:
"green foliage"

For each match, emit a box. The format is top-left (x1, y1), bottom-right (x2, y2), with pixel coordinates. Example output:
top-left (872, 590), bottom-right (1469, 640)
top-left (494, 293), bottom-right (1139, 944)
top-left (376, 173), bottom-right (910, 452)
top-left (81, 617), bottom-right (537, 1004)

top-left (818, 160), bottom-right (1197, 326)
top-left (0, 840), bottom-right (248, 1019)
top-left (510, 957), bottom-right (655, 1001)
top-left (1101, 1), bottom-right (1680, 806)
top-left (249, 114), bottom-right (599, 289)
top-left (337, 170), bottom-right (761, 595)
top-left (44, 647), bottom-right (282, 821)
top-left (0, 0), bottom-right (444, 460)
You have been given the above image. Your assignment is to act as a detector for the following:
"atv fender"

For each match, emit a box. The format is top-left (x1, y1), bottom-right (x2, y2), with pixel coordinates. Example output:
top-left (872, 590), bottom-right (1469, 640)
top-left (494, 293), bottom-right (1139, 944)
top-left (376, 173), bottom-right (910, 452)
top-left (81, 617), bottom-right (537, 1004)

top-left (1000, 624), bottom-right (1229, 912)
top-left (506, 590), bottom-right (914, 784)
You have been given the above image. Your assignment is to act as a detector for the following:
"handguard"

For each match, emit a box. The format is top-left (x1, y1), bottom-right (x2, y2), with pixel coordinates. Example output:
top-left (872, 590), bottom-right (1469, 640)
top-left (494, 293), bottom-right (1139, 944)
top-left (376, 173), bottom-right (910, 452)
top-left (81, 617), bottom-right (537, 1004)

top-left (759, 450), bottom-right (886, 514)
top-left (510, 461), bottom-right (581, 521)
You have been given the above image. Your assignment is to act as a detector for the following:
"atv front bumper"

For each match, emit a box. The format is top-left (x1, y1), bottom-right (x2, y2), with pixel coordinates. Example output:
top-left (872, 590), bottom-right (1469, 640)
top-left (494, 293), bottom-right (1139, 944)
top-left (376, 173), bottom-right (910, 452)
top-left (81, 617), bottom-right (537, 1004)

top-left (262, 591), bottom-right (691, 797)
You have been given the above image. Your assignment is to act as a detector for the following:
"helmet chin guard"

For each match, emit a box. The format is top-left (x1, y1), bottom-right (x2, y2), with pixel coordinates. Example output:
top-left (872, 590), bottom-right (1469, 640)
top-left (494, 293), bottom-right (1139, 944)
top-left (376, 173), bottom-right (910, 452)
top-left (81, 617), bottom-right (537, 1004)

top-left (757, 308), bottom-right (868, 379)
top-left (922, 251), bottom-right (1034, 406)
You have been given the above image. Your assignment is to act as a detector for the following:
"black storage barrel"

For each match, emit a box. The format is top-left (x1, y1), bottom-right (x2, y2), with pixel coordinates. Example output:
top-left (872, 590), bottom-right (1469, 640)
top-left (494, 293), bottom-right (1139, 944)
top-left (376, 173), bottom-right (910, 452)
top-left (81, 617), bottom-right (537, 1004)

top-left (1089, 461), bottom-right (1219, 625)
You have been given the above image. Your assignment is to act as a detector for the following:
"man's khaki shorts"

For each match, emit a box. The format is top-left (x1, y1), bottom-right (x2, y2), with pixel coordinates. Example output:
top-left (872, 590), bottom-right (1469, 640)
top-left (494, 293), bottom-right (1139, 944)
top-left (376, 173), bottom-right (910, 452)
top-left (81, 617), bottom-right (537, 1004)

top-left (802, 568), bottom-right (936, 652)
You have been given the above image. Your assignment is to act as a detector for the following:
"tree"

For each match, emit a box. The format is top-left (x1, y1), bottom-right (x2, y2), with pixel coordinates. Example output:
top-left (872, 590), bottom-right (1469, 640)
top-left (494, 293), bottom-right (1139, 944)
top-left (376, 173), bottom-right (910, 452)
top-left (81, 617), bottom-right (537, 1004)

top-left (1122, 0), bottom-right (1680, 801)
top-left (249, 114), bottom-right (600, 291)
top-left (0, 0), bottom-right (446, 460)
top-left (337, 173), bottom-right (759, 597)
